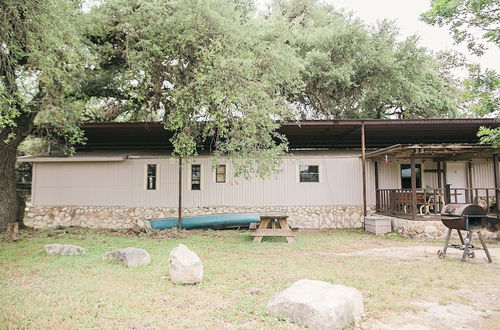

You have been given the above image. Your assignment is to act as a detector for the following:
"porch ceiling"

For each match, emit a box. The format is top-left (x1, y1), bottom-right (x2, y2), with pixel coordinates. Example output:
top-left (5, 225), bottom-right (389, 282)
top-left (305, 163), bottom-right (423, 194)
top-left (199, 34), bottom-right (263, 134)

top-left (365, 143), bottom-right (500, 161)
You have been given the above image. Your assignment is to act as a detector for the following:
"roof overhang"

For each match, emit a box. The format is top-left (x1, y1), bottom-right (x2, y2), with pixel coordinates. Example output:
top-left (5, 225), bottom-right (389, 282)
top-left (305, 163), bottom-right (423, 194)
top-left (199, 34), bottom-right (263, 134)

top-left (78, 119), bottom-right (500, 150)
top-left (365, 144), bottom-right (500, 161)
top-left (17, 155), bottom-right (126, 163)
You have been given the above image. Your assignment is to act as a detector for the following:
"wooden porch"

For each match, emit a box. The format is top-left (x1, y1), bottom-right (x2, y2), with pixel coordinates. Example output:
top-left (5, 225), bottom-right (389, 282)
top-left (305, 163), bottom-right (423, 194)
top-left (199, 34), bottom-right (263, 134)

top-left (365, 144), bottom-right (500, 221)
top-left (376, 187), bottom-right (498, 220)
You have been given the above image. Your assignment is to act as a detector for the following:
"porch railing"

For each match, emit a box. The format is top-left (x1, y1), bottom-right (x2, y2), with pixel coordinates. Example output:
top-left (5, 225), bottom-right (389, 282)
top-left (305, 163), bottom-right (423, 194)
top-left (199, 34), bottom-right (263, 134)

top-left (376, 187), bottom-right (499, 218)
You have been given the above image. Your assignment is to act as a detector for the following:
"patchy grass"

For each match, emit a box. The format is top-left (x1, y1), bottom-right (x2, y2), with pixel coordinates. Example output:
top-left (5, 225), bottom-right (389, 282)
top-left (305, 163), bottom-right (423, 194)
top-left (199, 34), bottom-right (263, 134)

top-left (0, 228), bottom-right (498, 329)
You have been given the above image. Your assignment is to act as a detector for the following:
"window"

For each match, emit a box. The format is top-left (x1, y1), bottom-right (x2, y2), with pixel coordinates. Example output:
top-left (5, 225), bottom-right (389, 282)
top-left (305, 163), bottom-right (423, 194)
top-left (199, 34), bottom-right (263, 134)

top-left (146, 164), bottom-right (157, 190)
top-left (299, 165), bottom-right (319, 183)
top-left (216, 165), bottom-right (226, 183)
top-left (401, 164), bottom-right (422, 189)
top-left (191, 164), bottom-right (201, 190)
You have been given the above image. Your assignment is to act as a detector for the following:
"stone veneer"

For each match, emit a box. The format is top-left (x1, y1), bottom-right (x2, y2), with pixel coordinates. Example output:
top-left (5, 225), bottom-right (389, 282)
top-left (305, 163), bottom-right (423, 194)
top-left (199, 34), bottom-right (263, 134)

top-left (26, 205), bottom-right (375, 230)
top-left (391, 217), bottom-right (499, 240)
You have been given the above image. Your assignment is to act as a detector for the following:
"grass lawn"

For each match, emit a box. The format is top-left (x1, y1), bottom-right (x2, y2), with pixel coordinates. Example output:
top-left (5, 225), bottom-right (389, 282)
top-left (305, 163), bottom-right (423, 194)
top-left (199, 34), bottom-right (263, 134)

top-left (0, 228), bottom-right (498, 329)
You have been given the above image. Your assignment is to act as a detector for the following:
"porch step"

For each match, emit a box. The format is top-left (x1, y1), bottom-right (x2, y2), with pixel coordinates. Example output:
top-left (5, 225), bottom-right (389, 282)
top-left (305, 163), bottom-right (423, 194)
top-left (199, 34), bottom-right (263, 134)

top-left (365, 216), bottom-right (392, 235)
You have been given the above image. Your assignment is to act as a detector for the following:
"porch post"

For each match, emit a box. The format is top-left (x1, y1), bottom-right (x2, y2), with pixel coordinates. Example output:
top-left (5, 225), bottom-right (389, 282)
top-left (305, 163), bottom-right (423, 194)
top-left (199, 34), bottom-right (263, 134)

top-left (437, 161), bottom-right (442, 189)
top-left (443, 161), bottom-right (451, 204)
top-left (178, 156), bottom-right (183, 229)
top-left (467, 161), bottom-right (473, 203)
top-left (361, 122), bottom-right (367, 218)
top-left (443, 161), bottom-right (447, 184)
top-left (374, 161), bottom-right (379, 212)
top-left (494, 154), bottom-right (499, 217)
top-left (411, 153), bottom-right (417, 220)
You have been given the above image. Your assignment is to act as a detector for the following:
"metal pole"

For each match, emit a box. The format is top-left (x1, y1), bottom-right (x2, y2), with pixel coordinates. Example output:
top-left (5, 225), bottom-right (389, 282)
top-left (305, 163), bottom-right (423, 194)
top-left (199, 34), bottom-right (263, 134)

top-left (411, 153), bottom-right (417, 220)
top-left (493, 154), bottom-right (499, 218)
top-left (374, 161), bottom-right (379, 212)
top-left (178, 156), bottom-right (183, 229)
top-left (361, 123), bottom-right (367, 218)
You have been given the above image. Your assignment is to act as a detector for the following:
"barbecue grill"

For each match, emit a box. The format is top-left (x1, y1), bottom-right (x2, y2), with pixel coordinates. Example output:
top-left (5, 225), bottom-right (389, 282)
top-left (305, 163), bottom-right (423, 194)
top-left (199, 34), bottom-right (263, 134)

top-left (438, 203), bottom-right (499, 263)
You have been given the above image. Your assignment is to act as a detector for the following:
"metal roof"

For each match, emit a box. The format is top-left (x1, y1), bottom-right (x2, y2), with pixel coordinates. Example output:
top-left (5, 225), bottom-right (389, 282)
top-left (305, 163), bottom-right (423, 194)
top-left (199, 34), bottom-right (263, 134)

top-left (78, 119), bottom-right (500, 150)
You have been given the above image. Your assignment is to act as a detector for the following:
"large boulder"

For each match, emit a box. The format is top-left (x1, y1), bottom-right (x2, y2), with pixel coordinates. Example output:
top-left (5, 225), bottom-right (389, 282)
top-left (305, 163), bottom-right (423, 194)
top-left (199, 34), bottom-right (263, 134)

top-left (169, 244), bottom-right (203, 284)
top-left (44, 244), bottom-right (86, 255)
top-left (267, 279), bottom-right (364, 330)
top-left (103, 247), bottom-right (151, 268)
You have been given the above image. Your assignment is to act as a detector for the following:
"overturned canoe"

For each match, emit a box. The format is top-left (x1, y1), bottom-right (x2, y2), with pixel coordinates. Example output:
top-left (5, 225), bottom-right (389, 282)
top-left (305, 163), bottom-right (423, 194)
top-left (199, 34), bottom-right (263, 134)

top-left (149, 213), bottom-right (261, 230)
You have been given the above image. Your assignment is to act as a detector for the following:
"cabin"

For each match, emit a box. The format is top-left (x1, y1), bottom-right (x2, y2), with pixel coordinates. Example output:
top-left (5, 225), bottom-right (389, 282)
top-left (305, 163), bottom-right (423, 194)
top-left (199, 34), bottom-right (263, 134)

top-left (18, 119), bottom-right (499, 239)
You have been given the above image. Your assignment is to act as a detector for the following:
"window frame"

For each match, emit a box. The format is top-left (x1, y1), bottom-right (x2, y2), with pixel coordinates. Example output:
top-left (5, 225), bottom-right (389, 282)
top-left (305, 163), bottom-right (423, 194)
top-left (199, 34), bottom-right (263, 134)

top-left (298, 164), bottom-right (321, 183)
top-left (190, 164), bottom-right (202, 191)
top-left (399, 163), bottom-right (423, 189)
top-left (215, 164), bottom-right (226, 183)
top-left (145, 163), bottom-right (158, 191)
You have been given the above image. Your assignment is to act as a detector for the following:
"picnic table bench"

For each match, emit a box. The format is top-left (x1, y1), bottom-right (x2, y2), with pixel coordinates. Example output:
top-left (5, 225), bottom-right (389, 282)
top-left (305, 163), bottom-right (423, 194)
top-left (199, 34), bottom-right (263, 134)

top-left (250, 214), bottom-right (297, 243)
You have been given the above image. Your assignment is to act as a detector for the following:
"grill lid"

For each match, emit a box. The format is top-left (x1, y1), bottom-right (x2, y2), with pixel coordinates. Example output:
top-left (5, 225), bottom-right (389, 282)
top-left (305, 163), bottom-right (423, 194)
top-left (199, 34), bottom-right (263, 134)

top-left (441, 203), bottom-right (486, 217)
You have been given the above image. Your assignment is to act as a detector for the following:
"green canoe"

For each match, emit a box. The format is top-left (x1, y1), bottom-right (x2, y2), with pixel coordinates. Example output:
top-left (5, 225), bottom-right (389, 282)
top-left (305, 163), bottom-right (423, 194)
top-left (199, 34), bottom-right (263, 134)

top-left (149, 213), bottom-right (260, 230)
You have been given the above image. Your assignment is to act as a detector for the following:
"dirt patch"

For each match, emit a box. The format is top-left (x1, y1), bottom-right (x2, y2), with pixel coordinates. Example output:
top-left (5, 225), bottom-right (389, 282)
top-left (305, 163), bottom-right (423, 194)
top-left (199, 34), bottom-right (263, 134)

top-left (363, 283), bottom-right (500, 329)
top-left (325, 246), bottom-right (500, 265)
top-left (343, 245), bottom-right (500, 329)
top-left (366, 301), bottom-right (498, 330)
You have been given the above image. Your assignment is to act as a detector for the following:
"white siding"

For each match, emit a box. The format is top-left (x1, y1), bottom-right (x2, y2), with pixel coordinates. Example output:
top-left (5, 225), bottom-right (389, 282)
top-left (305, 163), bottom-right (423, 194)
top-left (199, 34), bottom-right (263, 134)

top-left (377, 159), bottom-right (437, 189)
top-left (471, 159), bottom-right (496, 188)
top-left (32, 151), bottom-right (376, 207)
top-left (377, 158), bottom-right (497, 190)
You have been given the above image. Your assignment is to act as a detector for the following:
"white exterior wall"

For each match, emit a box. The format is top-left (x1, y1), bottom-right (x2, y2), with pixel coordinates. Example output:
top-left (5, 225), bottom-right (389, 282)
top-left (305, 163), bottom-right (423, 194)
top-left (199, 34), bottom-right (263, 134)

top-left (471, 159), bottom-right (496, 188)
top-left (376, 158), bottom-right (496, 189)
top-left (32, 151), bottom-right (376, 207)
top-left (377, 158), bottom-right (438, 189)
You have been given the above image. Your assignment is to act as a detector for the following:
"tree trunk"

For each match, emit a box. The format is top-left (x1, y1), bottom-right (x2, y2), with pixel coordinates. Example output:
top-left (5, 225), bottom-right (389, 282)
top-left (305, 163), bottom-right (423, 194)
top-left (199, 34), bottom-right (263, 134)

top-left (0, 143), bottom-right (22, 231)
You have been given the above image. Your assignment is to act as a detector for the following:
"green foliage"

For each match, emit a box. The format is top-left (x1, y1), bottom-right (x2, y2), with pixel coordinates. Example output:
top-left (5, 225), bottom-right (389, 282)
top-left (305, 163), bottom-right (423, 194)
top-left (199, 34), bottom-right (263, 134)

top-left (421, 1), bottom-right (499, 144)
top-left (0, 0), bottom-right (90, 147)
top-left (421, 0), bottom-right (500, 55)
top-left (18, 137), bottom-right (48, 155)
top-left (478, 126), bottom-right (500, 146)
top-left (86, 0), bottom-right (303, 178)
top-left (270, 0), bottom-right (459, 119)
top-left (462, 65), bottom-right (500, 116)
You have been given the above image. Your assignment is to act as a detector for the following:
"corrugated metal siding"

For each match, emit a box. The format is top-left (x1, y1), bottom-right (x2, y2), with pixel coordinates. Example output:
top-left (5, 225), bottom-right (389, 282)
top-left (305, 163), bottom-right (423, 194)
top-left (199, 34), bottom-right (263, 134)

top-left (377, 158), bottom-right (497, 190)
top-left (32, 152), bottom-right (376, 207)
top-left (377, 159), bottom-right (438, 189)
top-left (472, 159), bottom-right (495, 188)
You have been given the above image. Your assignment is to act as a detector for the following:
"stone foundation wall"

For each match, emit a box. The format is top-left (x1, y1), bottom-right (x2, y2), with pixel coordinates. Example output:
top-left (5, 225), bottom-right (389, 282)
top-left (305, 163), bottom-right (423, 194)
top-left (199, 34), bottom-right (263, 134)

top-left (391, 217), bottom-right (499, 240)
top-left (26, 205), bottom-right (375, 230)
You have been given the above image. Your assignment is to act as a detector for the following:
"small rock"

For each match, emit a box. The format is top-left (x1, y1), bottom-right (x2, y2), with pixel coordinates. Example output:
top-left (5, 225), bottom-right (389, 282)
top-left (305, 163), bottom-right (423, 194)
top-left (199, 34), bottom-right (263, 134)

top-left (169, 244), bottom-right (203, 284)
top-left (267, 279), bottom-right (363, 330)
top-left (103, 247), bottom-right (151, 267)
top-left (248, 287), bottom-right (263, 295)
top-left (44, 244), bottom-right (86, 255)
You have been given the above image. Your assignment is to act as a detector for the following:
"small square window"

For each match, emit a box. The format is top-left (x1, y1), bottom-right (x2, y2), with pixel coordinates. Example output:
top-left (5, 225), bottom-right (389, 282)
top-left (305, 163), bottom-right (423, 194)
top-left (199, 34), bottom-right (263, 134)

top-left (216, 165), bottom-right (226, 183)
top-left (299, 165), bottom-right (319, 183)
top-left (191, 164), bottom-right (201, 190)
top-left (146, 164), bottom-right (157, 190)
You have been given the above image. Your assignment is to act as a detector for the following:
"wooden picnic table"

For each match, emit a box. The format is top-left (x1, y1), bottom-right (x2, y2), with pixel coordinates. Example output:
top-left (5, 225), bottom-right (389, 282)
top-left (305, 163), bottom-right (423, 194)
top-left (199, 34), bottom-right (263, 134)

top-left (250, 214), bottom-right (297, 243)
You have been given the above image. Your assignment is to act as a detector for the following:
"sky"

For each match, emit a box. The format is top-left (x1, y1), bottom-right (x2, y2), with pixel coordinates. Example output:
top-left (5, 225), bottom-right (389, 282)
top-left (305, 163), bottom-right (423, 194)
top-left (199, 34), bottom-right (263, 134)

top-left (259, 0), bottom-right (500, 73)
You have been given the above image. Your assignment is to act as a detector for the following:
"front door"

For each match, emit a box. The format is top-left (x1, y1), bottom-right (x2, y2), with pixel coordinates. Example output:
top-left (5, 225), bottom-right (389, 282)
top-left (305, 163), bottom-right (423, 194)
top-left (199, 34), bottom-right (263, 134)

top-left (446, 162), bottom-right (467, 203)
